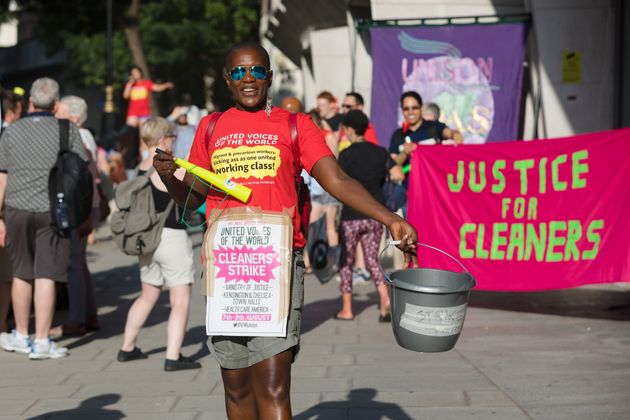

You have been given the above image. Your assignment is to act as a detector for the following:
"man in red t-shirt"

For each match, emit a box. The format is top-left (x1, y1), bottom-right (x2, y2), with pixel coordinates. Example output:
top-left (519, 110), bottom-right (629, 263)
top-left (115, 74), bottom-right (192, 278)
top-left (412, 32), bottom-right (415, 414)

top-left (153, 42), bottom-right (418, 420)
top-left (123, 66), bottom-right (174, 127)
top-left (339, 92), bottom-right (378, 146)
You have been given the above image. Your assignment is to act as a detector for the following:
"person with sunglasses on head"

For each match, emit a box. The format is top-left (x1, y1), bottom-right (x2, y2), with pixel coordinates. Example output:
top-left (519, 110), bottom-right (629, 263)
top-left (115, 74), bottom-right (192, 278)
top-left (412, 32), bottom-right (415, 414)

top-left (152, 41), bottom-right (418, 420)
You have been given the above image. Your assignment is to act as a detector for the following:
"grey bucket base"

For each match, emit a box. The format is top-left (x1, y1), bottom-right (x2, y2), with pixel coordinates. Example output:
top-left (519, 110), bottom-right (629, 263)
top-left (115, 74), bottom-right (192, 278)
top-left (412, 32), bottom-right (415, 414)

top-left (387, 267), bottom-right (475, 353)
top-left (391, 290), bottom-right (469, 352)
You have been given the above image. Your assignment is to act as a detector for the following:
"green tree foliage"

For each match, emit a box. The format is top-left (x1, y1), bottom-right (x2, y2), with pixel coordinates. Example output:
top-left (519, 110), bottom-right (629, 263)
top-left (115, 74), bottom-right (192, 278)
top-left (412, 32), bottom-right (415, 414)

top-left (1, 0), bottom-right (260, 109)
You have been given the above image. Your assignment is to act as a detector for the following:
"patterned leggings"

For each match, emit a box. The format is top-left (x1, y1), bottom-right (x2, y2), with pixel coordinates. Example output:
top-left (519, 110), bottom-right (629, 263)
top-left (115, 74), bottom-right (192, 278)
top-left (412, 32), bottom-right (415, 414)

top-left (339, 218), bottom-right (385, 294)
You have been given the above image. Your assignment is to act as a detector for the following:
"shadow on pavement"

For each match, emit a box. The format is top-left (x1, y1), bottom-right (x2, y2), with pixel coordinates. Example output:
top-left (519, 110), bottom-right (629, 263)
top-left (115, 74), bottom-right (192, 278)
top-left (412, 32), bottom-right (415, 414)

top-left (62, 264), bottom-right (179, 350)
top-left (293, 388), bottom-right (413, 420)
top-left (469, 288), bottom-right (630, 320)
top-left (301, 287), bottom-right (380, 335)
top-left (144, 325), bottom-right (210, 363)
top-left (26, 394), bottom-right (123, 419)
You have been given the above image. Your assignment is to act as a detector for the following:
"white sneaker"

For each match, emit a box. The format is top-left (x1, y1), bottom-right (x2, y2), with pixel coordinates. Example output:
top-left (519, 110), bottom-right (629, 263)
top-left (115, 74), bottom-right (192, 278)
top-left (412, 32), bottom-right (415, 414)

top-left (0, 330), bottom-right (32, 354)
top-left (352, 268), bottom-right (371, 285)
top-left (29, 339), bottom-right (69, 360)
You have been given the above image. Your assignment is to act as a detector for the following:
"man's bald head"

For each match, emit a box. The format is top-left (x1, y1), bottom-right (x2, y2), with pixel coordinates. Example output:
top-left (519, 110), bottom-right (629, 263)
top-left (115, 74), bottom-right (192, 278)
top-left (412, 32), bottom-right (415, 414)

top-left (279, 96), bottom-right (303, 113)
top-left (225, 42), bottom-right (271, 72)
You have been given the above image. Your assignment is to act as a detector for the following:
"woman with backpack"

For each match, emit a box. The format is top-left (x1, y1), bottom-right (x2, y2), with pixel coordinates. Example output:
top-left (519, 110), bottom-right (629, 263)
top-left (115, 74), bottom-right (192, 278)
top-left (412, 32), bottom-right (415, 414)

top-left (152, 42), bottom-right (418, 418)
top-left (117, 117), bottom-right (201, 372)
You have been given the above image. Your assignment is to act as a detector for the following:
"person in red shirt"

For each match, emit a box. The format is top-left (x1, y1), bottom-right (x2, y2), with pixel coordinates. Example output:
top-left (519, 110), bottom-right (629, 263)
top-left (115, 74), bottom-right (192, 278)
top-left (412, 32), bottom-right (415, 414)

top-left (123, 66), bottom-right (174, 127)
top-left (339, 92), bottom-right (378, 146)
top-left (153, 42), bottom-right (418, 420)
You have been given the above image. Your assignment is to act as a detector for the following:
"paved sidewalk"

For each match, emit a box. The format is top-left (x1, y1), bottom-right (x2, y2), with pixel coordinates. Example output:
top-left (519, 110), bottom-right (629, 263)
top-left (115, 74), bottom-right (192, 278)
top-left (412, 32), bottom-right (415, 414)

top-left (1, 229), bottom-right (629, 419)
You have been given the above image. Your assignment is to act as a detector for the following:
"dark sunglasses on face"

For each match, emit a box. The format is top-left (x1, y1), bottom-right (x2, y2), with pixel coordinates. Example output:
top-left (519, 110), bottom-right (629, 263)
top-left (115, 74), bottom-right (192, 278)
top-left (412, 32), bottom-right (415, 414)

top-left (341, 103), bottom-right (354, 109)
top-left (402, 106), bottom-right (421, 111)
top-left (228, 65), bottom-right (269, 81)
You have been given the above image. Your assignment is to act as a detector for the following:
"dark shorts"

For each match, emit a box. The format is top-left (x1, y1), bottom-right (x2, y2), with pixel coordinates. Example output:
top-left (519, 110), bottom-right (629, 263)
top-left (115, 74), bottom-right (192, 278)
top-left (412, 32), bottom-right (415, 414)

top-left (0, 247), bottom-right (12, 282)
top-left (209, 250), bottom-right (305, 369)
top-left (4, 207), bottom-right (70, 282)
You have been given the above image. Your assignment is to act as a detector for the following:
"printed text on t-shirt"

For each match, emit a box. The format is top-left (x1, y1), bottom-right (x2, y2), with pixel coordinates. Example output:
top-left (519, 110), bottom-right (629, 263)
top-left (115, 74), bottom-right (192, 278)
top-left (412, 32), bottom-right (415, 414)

top-left (215, 132), bottom-right (279, 148)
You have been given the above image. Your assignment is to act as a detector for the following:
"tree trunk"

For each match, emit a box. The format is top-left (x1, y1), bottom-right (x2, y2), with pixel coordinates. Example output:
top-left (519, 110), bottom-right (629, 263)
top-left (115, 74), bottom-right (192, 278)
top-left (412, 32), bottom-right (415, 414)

top-left (124, 0), bottom-right (151, 79)
top-left (124, 0), bottom-right (159, 115)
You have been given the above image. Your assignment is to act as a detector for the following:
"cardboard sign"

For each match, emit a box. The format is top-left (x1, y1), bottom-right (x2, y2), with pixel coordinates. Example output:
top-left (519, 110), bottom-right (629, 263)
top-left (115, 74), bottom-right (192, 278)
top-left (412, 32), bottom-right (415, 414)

top-left (202, 208), bottom-right (293, 337)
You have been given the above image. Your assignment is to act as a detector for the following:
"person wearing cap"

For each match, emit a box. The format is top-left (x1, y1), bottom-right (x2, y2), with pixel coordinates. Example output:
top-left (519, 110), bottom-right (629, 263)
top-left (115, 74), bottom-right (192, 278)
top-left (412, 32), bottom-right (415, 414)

top-left (335, 109), bottom-right (403, 322)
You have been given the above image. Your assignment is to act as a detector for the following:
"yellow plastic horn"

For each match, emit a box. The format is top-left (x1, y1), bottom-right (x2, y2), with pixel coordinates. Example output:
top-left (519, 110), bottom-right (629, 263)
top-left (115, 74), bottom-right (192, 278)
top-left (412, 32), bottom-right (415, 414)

top-left (173, 157), bottom-right (252, 203)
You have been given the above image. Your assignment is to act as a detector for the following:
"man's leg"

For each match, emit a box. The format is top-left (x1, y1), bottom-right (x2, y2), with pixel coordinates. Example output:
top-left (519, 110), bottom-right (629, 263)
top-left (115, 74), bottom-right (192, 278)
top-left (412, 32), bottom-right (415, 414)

top-left (0, 281), bottom-right (11, 332)
top-left (33, 278), bottom-right (56, 340)
top-left (221, 366), bottom-right (257, 419)
top-left (251, 349), bottom-right (293, 420)
top-left (66, 231), bottom-right (86, 325)
top-left (11, 277), bottom-right (33, 335)
top-left (324, 204), bottom-right (339, 246)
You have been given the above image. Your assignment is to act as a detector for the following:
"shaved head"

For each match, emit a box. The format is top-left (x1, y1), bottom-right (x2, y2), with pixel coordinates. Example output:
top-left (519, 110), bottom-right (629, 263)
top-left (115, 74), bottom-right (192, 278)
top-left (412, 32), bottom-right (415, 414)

top-left (280, 96), bottom-right (303, 113)
top-left (225, 42), bottom-right (270, 71)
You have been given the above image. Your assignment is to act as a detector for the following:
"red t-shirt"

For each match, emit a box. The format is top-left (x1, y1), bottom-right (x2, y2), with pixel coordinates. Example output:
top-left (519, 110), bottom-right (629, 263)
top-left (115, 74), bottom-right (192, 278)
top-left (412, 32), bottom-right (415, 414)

top-left (188, 107), bottom-right (334, 248)
top-left (127, 79), bottom-right (154, 117)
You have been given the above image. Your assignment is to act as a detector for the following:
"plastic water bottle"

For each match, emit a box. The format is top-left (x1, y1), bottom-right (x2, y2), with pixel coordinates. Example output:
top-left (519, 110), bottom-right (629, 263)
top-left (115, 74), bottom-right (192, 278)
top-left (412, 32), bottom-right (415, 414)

top-left (55, 192), bottom-right (70, 229)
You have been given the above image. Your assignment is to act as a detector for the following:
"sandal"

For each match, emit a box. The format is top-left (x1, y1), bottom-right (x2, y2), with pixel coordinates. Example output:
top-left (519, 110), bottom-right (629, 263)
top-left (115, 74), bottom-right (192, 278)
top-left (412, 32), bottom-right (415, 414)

top-left (333, 313), bottom-right (354, 321)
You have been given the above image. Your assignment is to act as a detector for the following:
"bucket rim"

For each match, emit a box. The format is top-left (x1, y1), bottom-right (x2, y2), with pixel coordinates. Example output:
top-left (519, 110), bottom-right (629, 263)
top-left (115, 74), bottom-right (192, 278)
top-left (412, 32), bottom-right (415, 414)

top-left (385, 267), bottom-right (476, 294)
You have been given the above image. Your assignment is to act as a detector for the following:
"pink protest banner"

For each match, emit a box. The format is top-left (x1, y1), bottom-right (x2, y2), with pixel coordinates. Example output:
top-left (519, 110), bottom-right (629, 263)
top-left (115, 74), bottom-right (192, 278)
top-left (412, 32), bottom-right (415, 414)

top-left (407, 128), bottom-right (630, 291)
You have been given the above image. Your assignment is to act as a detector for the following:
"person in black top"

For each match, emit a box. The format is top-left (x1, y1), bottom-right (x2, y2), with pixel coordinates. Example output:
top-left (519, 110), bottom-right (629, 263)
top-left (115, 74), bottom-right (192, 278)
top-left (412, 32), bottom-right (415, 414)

top-left (336, 110), bottom-right (403, 322)
top-left (389, 91), bottom-right (463, 168)
top-left (386, 91), bottom-right (463, 216)
top-left (117, 117), bottom-right (201, 372)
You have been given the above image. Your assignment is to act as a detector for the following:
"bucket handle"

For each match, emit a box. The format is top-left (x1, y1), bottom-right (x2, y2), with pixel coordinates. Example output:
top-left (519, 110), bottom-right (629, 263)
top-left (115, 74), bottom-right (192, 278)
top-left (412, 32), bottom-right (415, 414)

top-left (379, 241), bottom-right (469, 281)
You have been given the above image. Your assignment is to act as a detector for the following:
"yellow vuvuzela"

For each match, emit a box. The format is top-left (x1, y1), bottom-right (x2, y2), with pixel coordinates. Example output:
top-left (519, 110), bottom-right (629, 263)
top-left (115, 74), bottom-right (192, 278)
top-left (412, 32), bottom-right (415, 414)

top-left (173, 157), bottom-right (252, 203)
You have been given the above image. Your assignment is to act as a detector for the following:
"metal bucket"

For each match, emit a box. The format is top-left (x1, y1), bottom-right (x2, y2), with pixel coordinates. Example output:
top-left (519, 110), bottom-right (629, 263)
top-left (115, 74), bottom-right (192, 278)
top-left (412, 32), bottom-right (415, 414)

top-left (383, 243), bottom-right (476, 353)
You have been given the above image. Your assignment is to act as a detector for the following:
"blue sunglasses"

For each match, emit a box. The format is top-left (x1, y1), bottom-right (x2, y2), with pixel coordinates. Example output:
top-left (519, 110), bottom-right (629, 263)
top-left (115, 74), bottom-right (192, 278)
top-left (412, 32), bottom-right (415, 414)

top-left (228, 65), bottom-right (269, 81)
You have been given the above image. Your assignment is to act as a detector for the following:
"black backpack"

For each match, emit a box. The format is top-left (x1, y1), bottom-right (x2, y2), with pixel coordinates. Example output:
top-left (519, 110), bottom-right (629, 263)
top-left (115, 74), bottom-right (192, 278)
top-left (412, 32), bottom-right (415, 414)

top-left (48, 119), bottom-right (93, 236)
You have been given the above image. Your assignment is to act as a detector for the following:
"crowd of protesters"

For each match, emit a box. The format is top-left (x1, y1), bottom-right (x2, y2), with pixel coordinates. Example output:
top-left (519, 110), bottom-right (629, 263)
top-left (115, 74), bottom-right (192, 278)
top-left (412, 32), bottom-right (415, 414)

top-left (0, 58), bottom-right (449, 365)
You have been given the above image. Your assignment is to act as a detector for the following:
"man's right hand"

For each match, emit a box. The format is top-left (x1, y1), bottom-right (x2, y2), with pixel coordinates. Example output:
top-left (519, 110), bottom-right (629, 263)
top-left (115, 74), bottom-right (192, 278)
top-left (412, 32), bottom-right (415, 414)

top-left (153, 149), bottom-right (178, 182)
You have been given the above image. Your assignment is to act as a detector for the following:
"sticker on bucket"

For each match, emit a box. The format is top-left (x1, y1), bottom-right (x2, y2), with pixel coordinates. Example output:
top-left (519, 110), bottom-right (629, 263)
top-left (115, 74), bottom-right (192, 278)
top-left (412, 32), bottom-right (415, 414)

top-left (399, 302), bottom-right (468, 337)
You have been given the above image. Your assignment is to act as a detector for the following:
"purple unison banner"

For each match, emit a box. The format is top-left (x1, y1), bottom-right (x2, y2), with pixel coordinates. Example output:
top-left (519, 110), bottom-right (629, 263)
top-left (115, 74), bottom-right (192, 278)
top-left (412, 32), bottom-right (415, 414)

top-left (370, 23), bottom-right (526, 145)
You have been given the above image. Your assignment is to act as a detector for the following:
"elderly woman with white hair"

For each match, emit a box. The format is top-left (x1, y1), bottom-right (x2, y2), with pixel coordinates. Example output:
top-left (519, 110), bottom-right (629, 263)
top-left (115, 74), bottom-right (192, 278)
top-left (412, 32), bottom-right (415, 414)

top-left (50, 95), bottom-right (101, 337)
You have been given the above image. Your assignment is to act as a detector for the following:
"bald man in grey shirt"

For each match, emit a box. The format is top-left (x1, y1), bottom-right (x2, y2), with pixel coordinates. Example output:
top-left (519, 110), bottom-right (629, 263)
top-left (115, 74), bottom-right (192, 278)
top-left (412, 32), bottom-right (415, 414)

top-left (0, 77), bottom-right (87, 360)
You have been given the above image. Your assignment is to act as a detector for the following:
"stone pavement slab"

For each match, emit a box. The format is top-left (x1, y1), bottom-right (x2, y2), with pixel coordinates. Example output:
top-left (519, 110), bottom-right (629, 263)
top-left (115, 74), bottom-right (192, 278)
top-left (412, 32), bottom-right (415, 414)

top-left (0, 228), bottom-right (628, 419)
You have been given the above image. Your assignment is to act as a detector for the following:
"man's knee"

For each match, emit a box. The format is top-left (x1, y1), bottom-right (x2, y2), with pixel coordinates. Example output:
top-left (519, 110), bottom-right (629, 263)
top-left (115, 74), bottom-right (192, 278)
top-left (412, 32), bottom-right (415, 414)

top-left (224, 379), bottom-right (253, 403)
top-left (260, 381), bottom-right (290, 403)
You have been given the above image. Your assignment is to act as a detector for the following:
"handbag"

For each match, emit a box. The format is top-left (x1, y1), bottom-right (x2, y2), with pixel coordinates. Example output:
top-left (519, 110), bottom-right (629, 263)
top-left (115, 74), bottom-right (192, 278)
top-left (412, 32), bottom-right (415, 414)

top-left (306, 215), bottom-right (340, 284)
